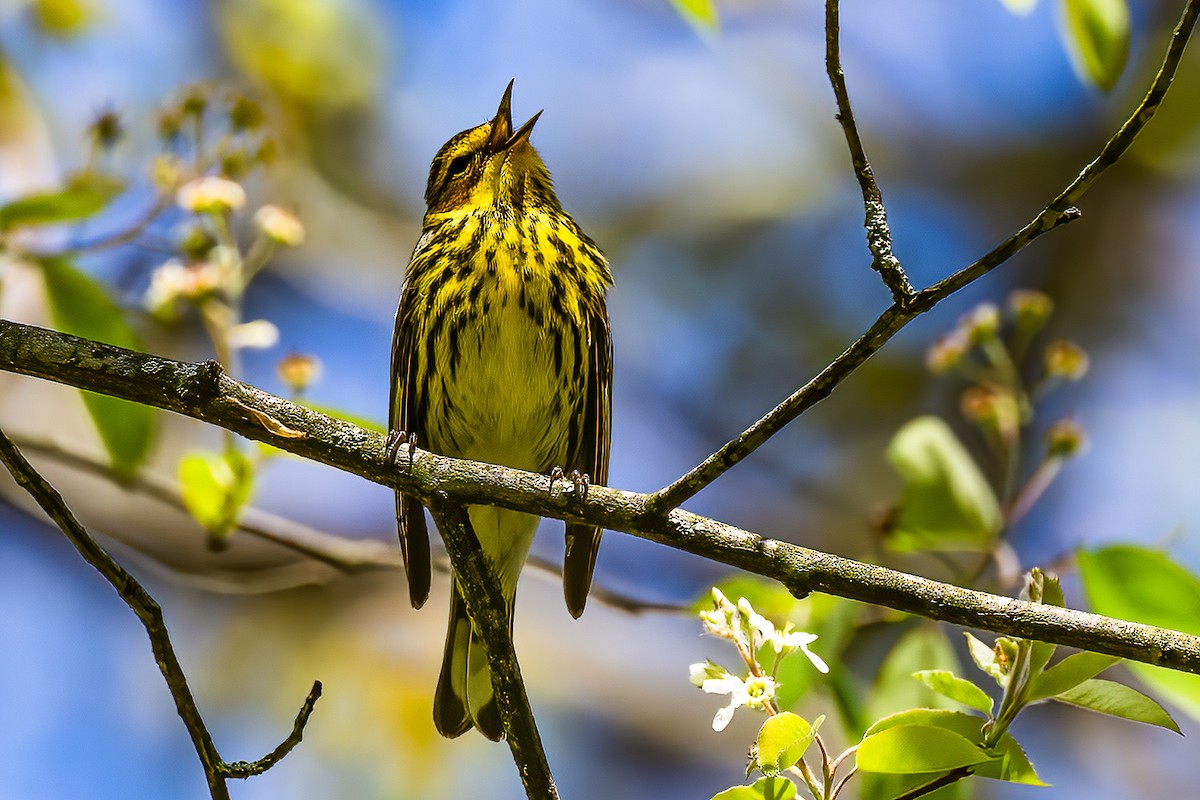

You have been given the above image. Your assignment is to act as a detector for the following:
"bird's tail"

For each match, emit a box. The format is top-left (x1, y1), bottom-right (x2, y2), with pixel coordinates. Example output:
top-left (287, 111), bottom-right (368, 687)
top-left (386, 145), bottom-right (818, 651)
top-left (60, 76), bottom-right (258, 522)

top-left (432, 506), bottom-right (535, 741)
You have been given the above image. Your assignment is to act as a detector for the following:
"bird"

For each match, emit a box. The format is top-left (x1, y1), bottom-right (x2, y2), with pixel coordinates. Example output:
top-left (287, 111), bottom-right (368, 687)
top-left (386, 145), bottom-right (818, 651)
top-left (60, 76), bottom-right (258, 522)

top-left (389, 80), bottom-right (613, 740)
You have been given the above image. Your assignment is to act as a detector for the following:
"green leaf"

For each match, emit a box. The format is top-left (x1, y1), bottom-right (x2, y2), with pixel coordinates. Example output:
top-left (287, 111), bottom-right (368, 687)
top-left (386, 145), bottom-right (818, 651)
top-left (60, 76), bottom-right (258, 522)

top-left (1028, 651), bottom-right (1120, 702)
top-left (667, 0), bottom-right (718, 32)
top-left (858, 725), bottom-right (992, 774)
top-left (755, 713), bottom-right (816, 776)
top-left (869, 625), bottom-right (962, 720)
top-left (864, 709), bottom-right (1046, 785)
top-left (711, 776), bottom-right (796, 800)
top-left (1078, 544), bottom-right (1200, 722)
top-left (178, 449), bottom-right (255, 538)
top-left (913, 670), bottom-right (994, 714)
top-left (1061, 0), bottom-right (1131, 91)
top-left (885, 416), bottom-right (1001, 552)
top-left (0, 171), bottom-right (124, 231)
top-left (1054, 678), bottom-right (1181, 733)
top-left (39, 256), bottom-right (155, 476)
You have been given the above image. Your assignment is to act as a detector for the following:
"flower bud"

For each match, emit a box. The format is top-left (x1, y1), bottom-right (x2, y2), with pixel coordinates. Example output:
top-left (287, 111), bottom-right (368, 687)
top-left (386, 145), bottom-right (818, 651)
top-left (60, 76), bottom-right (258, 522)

top-left (927, 331), bottom-right (970, 374)
top-left (88, 108), bottom-right (123, 150)
top-left (1008, 289), bottom-right (1054, 330)
top-left (228, 94), bottom-right (265, 131)
top-left (1044, 340), bottom-right (1089, 381)
top-left (277, 352), bottom-right (323, 394)
top-left (1046, 418), bottom-right (1087, 459)
top-left (177, 175), bottom-right (246, 215)
top-left (960, 302), bottom-right (1001, 344)
top-left (254, 204), bottom-right (305, 247)
top-left (150, 155), bottom-right (184, 193)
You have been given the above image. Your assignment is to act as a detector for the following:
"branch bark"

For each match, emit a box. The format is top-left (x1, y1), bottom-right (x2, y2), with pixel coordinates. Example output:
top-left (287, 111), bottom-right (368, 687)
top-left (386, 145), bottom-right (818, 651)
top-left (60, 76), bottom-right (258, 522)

top-left (0, 425), bottom-right (322, 798)
top-left (3, 319), bottom-right (1200, 677)
top-left (645, 0), bottom-right (1200, 514)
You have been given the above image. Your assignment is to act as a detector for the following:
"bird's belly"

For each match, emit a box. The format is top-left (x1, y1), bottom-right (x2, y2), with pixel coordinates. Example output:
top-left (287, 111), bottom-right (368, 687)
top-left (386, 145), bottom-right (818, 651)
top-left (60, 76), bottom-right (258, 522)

top-left (428, 301), bottom-right (578, 473)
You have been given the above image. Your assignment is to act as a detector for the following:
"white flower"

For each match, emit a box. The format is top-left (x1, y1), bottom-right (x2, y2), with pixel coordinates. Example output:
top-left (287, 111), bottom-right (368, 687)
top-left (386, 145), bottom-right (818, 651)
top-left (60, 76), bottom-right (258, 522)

top-left (701, 673), bottom-right (778, 732)
top-left (254, 204), bottom-right (305, 246)
top-left (177, 175), bottom-right (246, 214)
top-left (774, 626), bottom-right (830, 674)
top-left (228, 319), bottom-right (279, 350)
top-left (739, 597), bottom-right (775, 650)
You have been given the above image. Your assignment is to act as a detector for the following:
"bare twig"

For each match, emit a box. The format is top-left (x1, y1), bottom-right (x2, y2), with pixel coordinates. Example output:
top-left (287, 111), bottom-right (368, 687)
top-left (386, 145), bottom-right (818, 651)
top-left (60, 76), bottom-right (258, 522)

top-left (645, 0), bottom-right (1200, 515)
top-left (824, 0), bottom-right (914, 304)
top-left (426, 494), bottom-right (559, 800)
top-left (4, 321), bottom-right (1200, 676)
top-left (0, 427), bottom-right (322, 799)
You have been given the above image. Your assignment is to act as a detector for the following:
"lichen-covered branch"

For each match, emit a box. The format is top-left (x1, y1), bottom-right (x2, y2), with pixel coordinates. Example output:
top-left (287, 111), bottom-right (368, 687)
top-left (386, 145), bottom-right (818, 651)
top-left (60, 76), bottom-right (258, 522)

top-left (0, 426), bottom-right (322, 799)
top-left (825, 0), bottom-right (913, 303)
top-left (4, 319), bottom-right (1200, 676)
top-left (645, 0), bottom-right (1200, 514)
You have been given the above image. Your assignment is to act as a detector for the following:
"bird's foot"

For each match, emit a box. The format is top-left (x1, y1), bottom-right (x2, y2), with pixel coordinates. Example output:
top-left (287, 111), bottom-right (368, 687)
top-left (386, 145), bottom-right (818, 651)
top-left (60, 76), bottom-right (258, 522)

top-left (386, 430), bottom-right (419, 468)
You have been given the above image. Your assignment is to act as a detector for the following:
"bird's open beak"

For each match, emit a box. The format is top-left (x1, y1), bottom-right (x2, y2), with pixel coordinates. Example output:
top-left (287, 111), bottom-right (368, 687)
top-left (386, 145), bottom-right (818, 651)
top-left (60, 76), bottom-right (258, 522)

top-left (488, 80), bottom-right (542, 152)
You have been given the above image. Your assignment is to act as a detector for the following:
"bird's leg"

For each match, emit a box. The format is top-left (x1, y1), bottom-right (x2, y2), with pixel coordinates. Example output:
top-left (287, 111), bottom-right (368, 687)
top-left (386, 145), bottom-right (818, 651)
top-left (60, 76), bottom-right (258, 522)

top-left (549, 465), bottom-right (564, 494)
top-left (386, 430), bottom-right (419, 468)
top-left (570, 470), bottom-right (590, 504)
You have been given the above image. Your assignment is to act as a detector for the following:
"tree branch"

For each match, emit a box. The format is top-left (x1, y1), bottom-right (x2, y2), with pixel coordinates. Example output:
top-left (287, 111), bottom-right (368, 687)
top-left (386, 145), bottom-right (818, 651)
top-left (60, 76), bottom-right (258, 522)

top-left (0, 426), bottom-right (322, 798)
top-left (825, 0), bottom-right (914, 304)
top-left (645, 0), bottom-right (1200, 514)
top-left (4, 320), bottom-right (1200, 676)
top-left (426, 494), bottom-right (559, 800)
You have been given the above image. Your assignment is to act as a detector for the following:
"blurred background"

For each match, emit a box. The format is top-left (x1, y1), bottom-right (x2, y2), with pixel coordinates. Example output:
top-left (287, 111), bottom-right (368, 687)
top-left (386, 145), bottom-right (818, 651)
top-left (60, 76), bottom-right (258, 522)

top-left (2, 0), bottom-right (1200, 797)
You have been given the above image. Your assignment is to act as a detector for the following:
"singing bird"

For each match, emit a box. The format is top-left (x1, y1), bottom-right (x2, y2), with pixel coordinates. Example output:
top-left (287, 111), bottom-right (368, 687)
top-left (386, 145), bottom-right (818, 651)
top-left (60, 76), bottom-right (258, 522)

top-left (390, 82), bottom-right (613, 740)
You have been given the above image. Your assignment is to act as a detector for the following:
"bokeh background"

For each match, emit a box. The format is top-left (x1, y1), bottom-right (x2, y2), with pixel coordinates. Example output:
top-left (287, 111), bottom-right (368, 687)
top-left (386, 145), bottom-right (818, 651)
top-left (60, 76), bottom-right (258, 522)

top-left (2, 0), bottom-right (1200, 797)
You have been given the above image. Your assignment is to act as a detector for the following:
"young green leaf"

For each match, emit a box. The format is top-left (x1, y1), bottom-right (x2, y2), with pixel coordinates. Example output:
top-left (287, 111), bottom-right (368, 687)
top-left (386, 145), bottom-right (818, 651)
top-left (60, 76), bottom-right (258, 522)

top-left (0, 172), bottom-right (124, 230)
top-left (1079, 544), bottom-right (1200, 722)
top-left (857, 725), bottom-right (993, 774)
top-left (885, 416), bottom-right (1001, 552)
top-left (710, 776), bottom-right (797, 800)
top-left (668, 0), bottom-right (719, 32)
top-left (1054, 679), bottom-right (1181, 733)
top-left (1028, 651), bottom-right (1120, 702)
top-left (755, 712), bottom-right (816, 776)
top-left (178, 449), bottom-right (254, 539)
top-left (971, 731), bottom-right (1048, 786)
top-left (39, 257), bottom-right (155, 477)
top-left (1061, 0), bottom-right (1131, 91)
top-left (912, 670), bottom-right (994, 715)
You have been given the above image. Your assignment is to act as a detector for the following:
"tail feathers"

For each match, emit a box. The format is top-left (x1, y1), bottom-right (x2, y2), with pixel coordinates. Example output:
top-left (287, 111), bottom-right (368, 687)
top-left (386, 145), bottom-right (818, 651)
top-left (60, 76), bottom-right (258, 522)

top-left (433, 586), bottom-right (507, 741)
top-left (563, 523), bottom-right (603, 618)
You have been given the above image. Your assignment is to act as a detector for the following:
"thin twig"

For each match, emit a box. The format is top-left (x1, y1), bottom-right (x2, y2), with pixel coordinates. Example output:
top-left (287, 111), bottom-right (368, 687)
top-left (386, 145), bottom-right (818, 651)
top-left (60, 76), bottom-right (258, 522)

top-left (221, 680), bottom-right (323, 779)
top-left (4, 322), bottom-right (1200, 676)
top-left (426, 493), bottom-right (559, 800)
top-left (645, 0), bottom-right (1200, 515)
top-left (892, 766), bottom-right (974, 800)
top-left (0, 427), bottom-right (321, 798)
top-left (824, 0), bottom-right (914, 304)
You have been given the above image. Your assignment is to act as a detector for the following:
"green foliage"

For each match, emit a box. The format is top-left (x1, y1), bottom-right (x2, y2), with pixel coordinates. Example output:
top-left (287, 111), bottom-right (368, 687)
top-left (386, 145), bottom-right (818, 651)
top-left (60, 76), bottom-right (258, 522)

top-left (1061, 0), bottom-right (1131, 91)
top-left (1027, 651), bottom-right (1119, 701)
top-left (858, 720), bottom-right (992, 774)
top-left (39, 256), bottom-right (156, 477)
top-left (868, 625), bottom-right (964, 721)
top-left (884, 416), bottom-right (1001, 552)
top-left (912, 671), bottom-right (994, 715)
top-left (711, 776), bottom-right (796, 800)
top-left (0, 172), bottom-right (124, 231)
top-left (1054, 679), bottom-right (1181, 733)
top-left (178, 449), bottom-right (255, 542)
top-left (1078, 544), bottom-right (1200, 722)
top-left (667, 0), bottom-right (719, 32)
top-left (755, 712), bottom-right (818, 777)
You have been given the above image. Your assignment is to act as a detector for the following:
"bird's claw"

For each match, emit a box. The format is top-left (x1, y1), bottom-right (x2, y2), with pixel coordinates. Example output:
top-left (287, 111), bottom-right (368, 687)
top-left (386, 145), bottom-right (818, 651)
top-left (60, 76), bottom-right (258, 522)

top-left (549, 466), bottom-right (564, 494)
top-left (386, 430), bottom-right (419, 468)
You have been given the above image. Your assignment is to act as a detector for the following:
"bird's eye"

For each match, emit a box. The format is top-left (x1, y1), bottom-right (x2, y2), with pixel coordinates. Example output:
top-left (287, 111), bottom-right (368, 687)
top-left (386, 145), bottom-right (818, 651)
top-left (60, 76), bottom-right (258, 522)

top-left (445, 154), bottom-right (472, 179)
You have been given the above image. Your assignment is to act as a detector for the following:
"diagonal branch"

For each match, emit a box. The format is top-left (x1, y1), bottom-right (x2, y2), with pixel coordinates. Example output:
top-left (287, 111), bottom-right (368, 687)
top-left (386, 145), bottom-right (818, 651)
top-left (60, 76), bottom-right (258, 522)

top-left (825, 0), bottom-right (914, 303)
top-left (3, 319), bottom-right (1200, 677)
top-left (645, 0), bottom-right (1200, 515)
top-left (0, 426), bottom-right (322, 799)
top-left (426, 494), bottom-right (559, 800)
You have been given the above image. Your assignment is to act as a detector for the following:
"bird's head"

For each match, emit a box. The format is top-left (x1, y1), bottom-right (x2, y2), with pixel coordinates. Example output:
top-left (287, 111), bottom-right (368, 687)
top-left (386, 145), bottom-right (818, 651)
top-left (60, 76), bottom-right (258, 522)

top-left (423, 80), bottom-right (557, 216)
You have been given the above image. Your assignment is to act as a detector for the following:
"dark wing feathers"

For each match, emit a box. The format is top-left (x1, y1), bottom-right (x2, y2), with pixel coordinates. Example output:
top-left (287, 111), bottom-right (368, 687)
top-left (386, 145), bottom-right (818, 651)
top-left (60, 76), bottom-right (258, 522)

top-left (390, 290), bottom-right (432, 609)
top-left (563, 305), bottom-right (613, 618)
